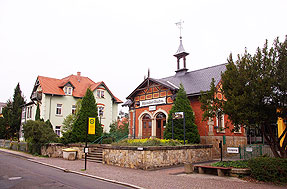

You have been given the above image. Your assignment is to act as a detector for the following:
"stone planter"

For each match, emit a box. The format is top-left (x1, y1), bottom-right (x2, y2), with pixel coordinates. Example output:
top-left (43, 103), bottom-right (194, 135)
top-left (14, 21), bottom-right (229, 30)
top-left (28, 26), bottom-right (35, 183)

top-left (102, 144), bottom-right (213, 170)
top-left (230, 168), bottom-right (251, 177)
top-left (184, 163), bottom-right (194, 174)
top-left (62, 148), bottom-right (77, 160)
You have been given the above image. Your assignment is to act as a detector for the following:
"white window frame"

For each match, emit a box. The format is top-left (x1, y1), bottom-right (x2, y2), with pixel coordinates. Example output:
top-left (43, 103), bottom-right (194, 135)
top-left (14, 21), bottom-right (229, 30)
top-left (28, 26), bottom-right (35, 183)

top-left (56, 104), bottom-right (62, 116)
top-left (98, 106), bottom-right (104, 118)
top-left (27, 106), bottom-right (32, 119)
top-left (72, 105), bottom-right (76, 114)
top-left (234, 125), bottom-right (242, 133)
top-left (101, 91), bottom-right (105, 98)
top-left (67, 87), bottom-right (72, 95)
top-left (97, 90), bottom-right (105, 98)
top-left (64, 86), bottom-right (73, 95)
top-left (55, 126), bottom-right (61, 136)
top-left (216, 111), bottom-right (225, 133)
top-left (22, 108), bottom-right (26, 119)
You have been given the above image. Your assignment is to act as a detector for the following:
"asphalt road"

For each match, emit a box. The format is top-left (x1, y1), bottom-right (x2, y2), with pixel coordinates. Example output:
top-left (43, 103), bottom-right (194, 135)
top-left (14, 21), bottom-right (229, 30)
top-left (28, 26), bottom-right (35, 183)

top-left (0, 152), bottom-right (131, 189)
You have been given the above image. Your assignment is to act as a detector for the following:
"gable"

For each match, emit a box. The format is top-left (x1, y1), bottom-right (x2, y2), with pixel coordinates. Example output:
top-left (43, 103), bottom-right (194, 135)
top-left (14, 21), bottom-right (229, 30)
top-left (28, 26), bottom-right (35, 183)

top-left (127, 78), bottom-right (175, 108)
top-left (31, 75), bottom-right (122, 103)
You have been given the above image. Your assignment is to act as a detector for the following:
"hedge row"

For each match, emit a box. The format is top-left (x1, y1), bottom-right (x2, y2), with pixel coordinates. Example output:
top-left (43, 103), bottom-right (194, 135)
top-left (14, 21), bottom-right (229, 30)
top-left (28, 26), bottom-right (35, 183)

top-left (248, 157), bottom-right (287, 183)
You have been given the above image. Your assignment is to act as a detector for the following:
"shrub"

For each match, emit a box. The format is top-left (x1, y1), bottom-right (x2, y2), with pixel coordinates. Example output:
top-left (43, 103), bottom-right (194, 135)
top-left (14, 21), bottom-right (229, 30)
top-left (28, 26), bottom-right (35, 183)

top-left (248, 157), bottom-right (287, 183)
top-left (212, 160), bottom-right (249, 168)
top-left (23, 120), bottom-right (59, 154)
top-left (102, 137), bottom-right (114, 144)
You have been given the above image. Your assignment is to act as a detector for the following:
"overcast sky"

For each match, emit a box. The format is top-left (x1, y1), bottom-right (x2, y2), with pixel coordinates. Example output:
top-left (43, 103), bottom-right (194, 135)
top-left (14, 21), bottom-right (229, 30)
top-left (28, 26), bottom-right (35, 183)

top-left (0, 0), bottom-right (286, 112)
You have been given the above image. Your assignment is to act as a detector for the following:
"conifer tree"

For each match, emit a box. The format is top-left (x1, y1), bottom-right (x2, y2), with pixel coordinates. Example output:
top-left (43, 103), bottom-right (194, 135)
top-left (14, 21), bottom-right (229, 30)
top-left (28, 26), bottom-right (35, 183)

top-left (71, 88), bottom-right (102, 142)
top-left (200, 37), bottom-right (287, 158)
top-left (9, 83), bottom-right (25, 139)
top-left (164, 84), bottom-right (200, 144)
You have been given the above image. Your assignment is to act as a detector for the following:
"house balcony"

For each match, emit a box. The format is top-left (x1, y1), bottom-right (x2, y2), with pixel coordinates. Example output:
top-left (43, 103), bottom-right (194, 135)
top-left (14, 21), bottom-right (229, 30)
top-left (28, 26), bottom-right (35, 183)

top-left (31, 91), bottom-right (42, 101)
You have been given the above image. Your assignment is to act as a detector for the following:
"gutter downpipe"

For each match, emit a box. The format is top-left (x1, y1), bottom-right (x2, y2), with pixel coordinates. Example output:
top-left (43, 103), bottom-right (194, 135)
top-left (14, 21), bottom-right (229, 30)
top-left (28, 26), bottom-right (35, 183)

top-left (49, 94), bottom-right (53, 120)
top-left (133, 104), bottom-right (136, 139)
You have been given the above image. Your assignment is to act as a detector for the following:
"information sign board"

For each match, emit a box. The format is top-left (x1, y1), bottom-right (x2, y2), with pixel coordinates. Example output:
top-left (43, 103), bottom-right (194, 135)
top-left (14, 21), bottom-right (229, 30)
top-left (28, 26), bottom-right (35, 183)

top-left (227, 147), bottom-right (239, 154)
top-left (172, 112), bottom-right (184, 119)
top-left (88, 117), bottom-right (96, 135)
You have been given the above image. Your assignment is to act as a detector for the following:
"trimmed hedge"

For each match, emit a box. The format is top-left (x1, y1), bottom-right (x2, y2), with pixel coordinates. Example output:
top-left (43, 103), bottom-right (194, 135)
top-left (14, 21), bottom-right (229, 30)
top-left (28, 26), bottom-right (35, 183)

top-left (248, 157), bottom-right (287, 183)
top-left (211, 160), bottom-right (249, 168)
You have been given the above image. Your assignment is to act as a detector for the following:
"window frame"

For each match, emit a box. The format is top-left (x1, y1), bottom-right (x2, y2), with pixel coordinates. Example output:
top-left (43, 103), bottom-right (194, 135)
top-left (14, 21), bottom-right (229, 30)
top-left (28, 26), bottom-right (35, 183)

top-left (216, 111), bottom-right (225, 133)
top-left (55, 126), bottom-right (61, 136)
top-left (98, 106), bottom-right (104, 118)
top-left (72, 105), bottom-right (76, 114)
top-left (64, 86), bottom-right (73, 95)
top-left (56, 104), bottom-right (62, 116)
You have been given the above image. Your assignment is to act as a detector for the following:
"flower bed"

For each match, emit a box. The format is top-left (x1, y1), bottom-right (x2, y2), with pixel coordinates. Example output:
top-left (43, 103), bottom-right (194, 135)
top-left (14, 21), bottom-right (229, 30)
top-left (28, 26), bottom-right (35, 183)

top-left (112, 138), bottom-right (183, 146)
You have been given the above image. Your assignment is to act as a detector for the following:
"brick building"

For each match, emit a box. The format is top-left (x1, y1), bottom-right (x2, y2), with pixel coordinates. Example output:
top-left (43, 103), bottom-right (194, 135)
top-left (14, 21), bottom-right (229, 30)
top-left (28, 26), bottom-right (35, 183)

top-left (123, 36), bottom-right (247, 155)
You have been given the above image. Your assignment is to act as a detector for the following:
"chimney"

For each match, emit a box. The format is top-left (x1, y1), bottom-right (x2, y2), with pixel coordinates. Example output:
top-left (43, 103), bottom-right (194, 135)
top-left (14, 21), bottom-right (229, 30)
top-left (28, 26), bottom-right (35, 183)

top-left (77, 72), bottom-right (81, 82)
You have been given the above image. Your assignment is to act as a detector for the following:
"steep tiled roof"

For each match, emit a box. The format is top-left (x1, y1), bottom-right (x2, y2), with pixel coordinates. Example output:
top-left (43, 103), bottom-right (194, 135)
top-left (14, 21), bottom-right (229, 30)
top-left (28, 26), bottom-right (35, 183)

top-left (35, 74), bottom-right (122, 103)
top-left (126, 63), bottom-right (226, 101)
top-left (156, 63), bottom-right (227, 96)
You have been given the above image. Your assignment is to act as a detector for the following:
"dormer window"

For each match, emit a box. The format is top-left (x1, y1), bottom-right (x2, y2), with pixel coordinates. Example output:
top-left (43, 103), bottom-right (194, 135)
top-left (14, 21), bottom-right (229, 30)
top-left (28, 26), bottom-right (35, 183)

top-left (64, 87), bottom-right (73, 95)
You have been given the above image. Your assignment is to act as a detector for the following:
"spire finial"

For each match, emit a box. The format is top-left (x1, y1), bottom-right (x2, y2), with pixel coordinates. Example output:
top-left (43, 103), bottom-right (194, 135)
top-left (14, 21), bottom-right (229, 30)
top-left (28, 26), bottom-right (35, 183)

top-left (148, 68), bottom-right (150, 78)
top-left (175, 20), bottom-right (184, 39)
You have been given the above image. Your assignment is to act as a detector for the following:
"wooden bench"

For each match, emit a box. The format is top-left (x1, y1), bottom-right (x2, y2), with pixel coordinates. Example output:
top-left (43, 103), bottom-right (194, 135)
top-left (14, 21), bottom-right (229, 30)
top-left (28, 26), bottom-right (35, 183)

top-left (194, 165), bottom-right (231, 177)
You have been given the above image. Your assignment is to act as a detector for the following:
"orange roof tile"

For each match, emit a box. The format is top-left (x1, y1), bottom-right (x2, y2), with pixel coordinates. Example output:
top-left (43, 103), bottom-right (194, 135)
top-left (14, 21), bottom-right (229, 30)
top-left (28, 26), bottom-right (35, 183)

top-left (36, 74), bottom-right (122, 103)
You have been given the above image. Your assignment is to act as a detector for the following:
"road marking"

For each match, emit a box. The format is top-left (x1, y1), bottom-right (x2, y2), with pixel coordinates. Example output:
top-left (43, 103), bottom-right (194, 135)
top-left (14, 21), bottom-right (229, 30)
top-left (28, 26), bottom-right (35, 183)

top-left (9, 177), bottom-right (22, 180)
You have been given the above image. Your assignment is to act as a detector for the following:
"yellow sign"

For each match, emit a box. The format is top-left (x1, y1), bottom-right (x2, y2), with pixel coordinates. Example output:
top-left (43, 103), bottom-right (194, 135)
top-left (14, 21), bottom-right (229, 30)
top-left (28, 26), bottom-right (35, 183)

top-left (88, 117), bottom-right (96, 135)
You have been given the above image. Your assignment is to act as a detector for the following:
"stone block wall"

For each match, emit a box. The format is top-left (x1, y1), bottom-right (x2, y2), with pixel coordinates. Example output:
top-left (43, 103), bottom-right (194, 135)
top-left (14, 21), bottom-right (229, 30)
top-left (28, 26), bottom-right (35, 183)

top-left (41, 143), bottom-right (91, 159)
top-left (102, 145), bottom-right (213, 170)
top-left (200, 136), bottom-right (247, 158)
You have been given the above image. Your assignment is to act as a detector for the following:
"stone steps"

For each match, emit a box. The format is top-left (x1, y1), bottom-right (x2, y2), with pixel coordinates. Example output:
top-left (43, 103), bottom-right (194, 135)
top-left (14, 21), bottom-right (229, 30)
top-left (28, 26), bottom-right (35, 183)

top-left (86, 147), bottom-right (103, 163)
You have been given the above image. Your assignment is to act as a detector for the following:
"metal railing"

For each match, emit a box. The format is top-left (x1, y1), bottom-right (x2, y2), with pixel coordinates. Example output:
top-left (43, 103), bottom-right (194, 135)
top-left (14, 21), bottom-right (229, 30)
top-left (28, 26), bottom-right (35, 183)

top-left (91, 134), bottom-right (129, 144)
top-left (239, 144), bottom-right (274, 160)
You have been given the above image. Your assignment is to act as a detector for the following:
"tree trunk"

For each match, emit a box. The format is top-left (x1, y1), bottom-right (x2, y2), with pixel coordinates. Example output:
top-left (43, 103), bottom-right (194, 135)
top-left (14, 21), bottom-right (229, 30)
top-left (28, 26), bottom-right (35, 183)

top-left (262, 124), bottom-right (287, 158)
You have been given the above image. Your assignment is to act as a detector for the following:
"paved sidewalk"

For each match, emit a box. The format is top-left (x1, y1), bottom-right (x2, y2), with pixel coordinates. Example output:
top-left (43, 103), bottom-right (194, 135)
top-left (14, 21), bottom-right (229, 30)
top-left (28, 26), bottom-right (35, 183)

top-left (0, 148), bottom-right (285, 189)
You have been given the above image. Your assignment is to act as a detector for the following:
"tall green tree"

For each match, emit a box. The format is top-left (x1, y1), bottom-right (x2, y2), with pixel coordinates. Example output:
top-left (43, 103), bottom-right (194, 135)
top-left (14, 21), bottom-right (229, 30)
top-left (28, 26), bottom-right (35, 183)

top-left (11, 83), bottom-right (25, 139)
top-left (35, 103), bottom-right (40, 121)
top-left (1, 84), bottom-right (25, 139)
top-left (200, 37), bottom-right (287, 158)
top-left (0, 117), bottom-right (6, 139)
top-left (71, 88), bottom-right (102, 142)
top-left (164, 84), bottom-right (200, 144)
top-left (1, 100), bottom-right (12, 139)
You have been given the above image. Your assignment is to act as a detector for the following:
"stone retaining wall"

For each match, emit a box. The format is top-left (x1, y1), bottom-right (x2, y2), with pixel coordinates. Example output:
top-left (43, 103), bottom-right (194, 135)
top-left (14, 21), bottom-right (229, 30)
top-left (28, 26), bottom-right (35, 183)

top-left (102, 144), bottom-right (213, 170)
top-left (200, 136), bottom-right (247, 158)
top-left (40, 143), bottom-right (101, 159)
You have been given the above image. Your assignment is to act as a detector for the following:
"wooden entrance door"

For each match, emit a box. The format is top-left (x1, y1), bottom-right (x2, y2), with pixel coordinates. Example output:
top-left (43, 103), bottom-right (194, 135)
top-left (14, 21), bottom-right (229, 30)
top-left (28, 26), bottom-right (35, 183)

top-left (142, 114), bottom-right (152, 138)
top-left (156, 113), bottom-right (166, 139)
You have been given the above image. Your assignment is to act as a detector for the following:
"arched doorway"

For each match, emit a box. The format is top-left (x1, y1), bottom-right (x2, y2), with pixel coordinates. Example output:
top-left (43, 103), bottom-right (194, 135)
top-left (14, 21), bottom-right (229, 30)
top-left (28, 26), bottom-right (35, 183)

top-left (142, 114), bottom-right (152, 138)
top-left (156, 113), bottom-right (166, 139)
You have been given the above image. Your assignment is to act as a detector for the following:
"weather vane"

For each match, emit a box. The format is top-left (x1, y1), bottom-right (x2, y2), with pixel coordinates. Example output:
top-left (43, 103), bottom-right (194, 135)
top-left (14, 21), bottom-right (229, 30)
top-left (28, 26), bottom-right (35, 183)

top-left (175, 20), bottom-right (184, 39)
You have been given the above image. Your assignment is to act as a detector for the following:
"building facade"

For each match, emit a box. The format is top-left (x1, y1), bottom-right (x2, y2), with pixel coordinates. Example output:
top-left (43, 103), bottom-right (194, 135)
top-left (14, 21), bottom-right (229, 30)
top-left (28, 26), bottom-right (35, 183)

top-left (123, 37), bottom-right (246, 155)
top-left (20, 72), bottom-right (122, 140)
